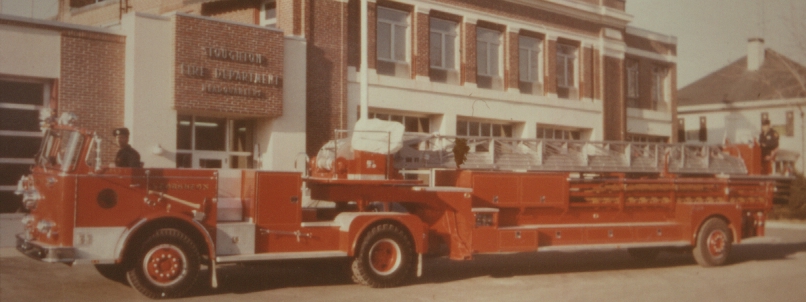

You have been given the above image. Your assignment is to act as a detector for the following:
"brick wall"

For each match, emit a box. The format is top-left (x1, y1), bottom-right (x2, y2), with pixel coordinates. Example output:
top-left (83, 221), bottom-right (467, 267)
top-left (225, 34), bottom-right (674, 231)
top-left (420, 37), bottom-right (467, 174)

top-left (305, 0), bottom-right (348, 155)
top-left (603, 56), bottom-right (625, 140)
top-left (174, 15), bottom-right (284, 117)
top-left (59, 29), bottom-right (127, 164)
top-left (545, 39), bottom-right (556, 95)
top-left (463, 22), bottom-right (476, 85)
top-left (506, 31), bottom-right (518, 90)
top-left (201, 0), bottom-right (260, 24)
top-left (414, 12), bottom-right (429, 78)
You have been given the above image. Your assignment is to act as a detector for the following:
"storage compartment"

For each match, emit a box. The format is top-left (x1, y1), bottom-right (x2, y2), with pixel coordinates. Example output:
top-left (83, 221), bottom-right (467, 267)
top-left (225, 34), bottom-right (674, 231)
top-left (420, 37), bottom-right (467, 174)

top-left (521, 174), bottom-right (569, 206)
top-left (500, 229), bottom-right (538, 251)
top-left (216, 222), bottom-right (255, 256)
top-left (472, 174), bottom-right (519, 206)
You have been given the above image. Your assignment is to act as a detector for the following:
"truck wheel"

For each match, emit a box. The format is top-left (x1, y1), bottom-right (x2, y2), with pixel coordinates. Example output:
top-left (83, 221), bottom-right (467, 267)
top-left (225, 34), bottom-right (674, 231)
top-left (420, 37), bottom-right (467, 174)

top-left (627, 248), bottom-right (660, 262)
top-left (692, 218), bottom-right (732, 267)
top-left (95, 263), bottom-right (129, 284)
top-left (126, 229), bottom-right (201, 299)
top-left (351, 224), bottom-right (415, 288)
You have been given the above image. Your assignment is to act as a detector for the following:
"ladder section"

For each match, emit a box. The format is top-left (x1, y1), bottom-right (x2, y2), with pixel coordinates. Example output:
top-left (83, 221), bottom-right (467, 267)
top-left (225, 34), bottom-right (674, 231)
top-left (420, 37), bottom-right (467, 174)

top-left (395, 133), bottom-right (748, 175)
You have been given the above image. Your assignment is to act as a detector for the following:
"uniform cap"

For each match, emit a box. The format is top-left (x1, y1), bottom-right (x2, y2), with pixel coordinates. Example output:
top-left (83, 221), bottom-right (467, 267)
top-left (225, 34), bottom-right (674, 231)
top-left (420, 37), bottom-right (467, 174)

top-left (113, 128), bottom-right (130, 136)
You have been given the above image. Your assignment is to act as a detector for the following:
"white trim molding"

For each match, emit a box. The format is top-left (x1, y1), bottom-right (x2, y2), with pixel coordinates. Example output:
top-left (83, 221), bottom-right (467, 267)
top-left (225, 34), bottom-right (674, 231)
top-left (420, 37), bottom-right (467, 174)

top-left (625, 26), bottom-right (676, 45)
top-left (626, 47), bottom-right (676, 64)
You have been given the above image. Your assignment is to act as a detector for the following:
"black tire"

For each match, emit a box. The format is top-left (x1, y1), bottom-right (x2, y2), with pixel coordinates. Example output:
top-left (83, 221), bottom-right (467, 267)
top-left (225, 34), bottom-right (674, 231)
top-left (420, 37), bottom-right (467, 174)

top-left (126, 229), bottom-right (201, 299)
top-left (692, 218), bottom-right (732, 267)
top-left (95, 263), bottom-right (129, 284)
top-left (627, 248), bottom-right (661, 262)
top-left (351, 224), bottom-right (416, 288)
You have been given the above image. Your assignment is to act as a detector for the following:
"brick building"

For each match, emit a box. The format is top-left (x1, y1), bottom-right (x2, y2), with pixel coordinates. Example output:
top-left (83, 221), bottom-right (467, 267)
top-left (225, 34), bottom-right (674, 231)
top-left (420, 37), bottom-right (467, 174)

top-left (0, 0), bottom-right (678, 211)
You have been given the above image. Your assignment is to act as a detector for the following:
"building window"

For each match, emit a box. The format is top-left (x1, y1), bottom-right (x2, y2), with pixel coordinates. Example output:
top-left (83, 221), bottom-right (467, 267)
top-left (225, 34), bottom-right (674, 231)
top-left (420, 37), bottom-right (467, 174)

top-left (476, 27), bottom-right (502, 89)
top-left (677, 118), bottom-right (686, 142)
top-left (430, 18), bottom-right (457, 70)
top-left (626, 59), bottom-right (639, 107)
top-left (698, 116), bottom-right (707, 142)
top-left (370, 113), bottom-right (430, 133)
top-left (176, 115), bottom-right (254, 169)
top-left (651, 65), bottom-right (668, 107)
top-left (457, 120), bottom-right (512, 138)
top-left (536, 126), bottom-right (581, 140)
top-left (519, 35), bottom-right (543, 94)
top-left (785, 111), bottom-right (794, 137)
top-left (556, 43), bottom-right (578, 99)
top-left (377, 7), bottom-right (409, 63)
top-left (260, 1), bottom-right (277, 27)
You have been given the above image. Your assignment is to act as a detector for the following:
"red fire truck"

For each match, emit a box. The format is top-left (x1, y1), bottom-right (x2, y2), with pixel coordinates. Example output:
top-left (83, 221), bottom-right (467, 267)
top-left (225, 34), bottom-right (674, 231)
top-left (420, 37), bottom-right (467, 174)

top-left (16, 115), bottom-right (790, 299)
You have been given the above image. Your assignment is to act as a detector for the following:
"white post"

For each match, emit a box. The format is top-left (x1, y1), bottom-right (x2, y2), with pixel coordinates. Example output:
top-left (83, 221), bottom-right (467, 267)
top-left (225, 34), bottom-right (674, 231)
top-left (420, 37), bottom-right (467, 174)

top-left (360, 0), bottom-right (369, 120)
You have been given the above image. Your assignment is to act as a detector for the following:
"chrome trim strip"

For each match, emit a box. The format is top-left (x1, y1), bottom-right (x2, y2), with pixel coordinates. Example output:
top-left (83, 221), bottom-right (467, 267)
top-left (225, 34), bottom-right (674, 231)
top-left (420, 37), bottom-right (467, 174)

top-left (499, 222), bottom-right (680, 230)
top-left (537, 241), bottom-right (691, 252)
top-left (215, 251), bottom-right (348, 263)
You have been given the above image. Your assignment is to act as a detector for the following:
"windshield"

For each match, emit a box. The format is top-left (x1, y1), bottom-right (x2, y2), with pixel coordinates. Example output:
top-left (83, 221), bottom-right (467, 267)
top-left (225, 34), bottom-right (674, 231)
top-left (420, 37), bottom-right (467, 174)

top-left (37, 129), bottom-right (85, 172)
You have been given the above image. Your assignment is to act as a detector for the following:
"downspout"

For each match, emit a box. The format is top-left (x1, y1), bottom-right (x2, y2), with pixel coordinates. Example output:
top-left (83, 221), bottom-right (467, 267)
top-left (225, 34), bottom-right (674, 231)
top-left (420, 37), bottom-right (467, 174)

top-left (360, 0), bottom-right (369, 121)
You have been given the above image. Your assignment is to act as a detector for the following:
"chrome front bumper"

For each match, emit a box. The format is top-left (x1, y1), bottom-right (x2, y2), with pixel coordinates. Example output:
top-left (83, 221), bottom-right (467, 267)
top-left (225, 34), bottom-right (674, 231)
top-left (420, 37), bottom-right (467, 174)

top-left (16, 234), bottom-right (75, 263)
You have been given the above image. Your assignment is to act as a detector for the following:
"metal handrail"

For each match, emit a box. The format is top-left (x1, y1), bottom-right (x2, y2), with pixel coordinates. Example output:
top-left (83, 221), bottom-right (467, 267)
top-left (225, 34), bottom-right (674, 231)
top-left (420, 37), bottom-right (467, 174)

top-left (393, 133), bottom-right (748, 175)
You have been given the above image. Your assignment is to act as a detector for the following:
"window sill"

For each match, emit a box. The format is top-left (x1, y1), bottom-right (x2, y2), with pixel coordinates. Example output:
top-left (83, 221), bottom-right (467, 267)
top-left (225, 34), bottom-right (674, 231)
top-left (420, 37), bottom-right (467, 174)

top-left (429, 68), bottom-right (460, 85)
top-left (377, 60), bottom-right (411, 78)
top-left (477, 75), bottom-right (504, 90)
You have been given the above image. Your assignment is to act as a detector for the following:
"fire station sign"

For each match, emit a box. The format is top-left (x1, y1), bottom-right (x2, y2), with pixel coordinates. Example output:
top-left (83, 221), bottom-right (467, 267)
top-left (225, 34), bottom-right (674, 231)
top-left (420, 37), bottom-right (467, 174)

top-left (174, 14), bottom-right (284, 117)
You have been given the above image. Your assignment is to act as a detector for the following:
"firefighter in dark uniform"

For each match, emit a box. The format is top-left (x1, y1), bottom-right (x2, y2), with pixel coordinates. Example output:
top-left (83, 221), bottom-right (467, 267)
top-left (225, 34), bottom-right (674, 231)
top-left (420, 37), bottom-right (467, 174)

top-left (113, 128), bottom-right (142, 168)
top-left (759, 119), bottom-right (779, 175)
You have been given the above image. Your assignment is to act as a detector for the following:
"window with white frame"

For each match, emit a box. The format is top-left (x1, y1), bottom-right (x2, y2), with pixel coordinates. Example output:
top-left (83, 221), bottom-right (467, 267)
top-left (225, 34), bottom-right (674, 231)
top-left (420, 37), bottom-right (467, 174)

top-left (456, 120), bottom-right (512, 138)
top-left (260, 1), bottom-right (277, 27)
top-left (536, 126), bottom-right (581, 140)
top-left (370, 112), bottom-right (430, 133)
top-left (651, 65), bottom-right (668, 106)
top-left (626, 59), bottom-right (639, 107)
top-left (519, 36), bottom-right (542, 83)
top-left (176, 115), bottom-right (255, 169)
top-left (476, 27), bottom-right (501, 78)
top-left (430, 18), bottom-right (458, 70)
top-left (556, 44), bottom-right (577, 89)
top-left (377, 7), bottom-right (409, 63)
top-left (519, 35), bottom-right (543, 94)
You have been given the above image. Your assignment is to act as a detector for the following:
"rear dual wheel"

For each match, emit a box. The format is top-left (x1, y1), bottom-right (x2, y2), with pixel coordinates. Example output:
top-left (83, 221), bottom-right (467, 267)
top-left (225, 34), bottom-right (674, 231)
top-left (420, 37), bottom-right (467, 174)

top-left (351, 224), bottom-right (416, 288)
top-left (126, 229), bottom-right (201, 299)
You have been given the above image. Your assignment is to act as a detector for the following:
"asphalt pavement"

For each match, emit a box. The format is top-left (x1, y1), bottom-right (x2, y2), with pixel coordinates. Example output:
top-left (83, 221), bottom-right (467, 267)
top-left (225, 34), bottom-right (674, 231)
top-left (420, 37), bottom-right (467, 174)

top-left (2, 223), bottom-right (805, 302)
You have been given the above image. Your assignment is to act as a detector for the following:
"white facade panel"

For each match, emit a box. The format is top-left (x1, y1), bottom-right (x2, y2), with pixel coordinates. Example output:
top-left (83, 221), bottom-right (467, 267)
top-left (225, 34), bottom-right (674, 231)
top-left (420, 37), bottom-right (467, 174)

top-left (122, 13), bottom-right (177, 168)
top-left (0, 24), bottom-right (60, 79)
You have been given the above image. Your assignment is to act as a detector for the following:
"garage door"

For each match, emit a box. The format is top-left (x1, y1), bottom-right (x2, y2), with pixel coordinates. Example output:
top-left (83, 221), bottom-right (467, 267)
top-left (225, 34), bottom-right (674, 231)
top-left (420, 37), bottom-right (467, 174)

top-left (0, 79), bottom-right (49, 213)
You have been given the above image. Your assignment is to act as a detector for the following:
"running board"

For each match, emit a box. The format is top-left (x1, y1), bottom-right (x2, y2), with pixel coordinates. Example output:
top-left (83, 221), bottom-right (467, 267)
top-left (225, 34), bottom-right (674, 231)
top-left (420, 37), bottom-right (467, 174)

top-left (215, 250), bottom-right (347, 263)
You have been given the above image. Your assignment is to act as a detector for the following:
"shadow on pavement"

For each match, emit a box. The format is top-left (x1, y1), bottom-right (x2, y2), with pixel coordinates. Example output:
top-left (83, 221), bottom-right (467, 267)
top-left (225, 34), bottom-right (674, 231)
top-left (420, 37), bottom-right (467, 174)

top-left (183, 239), bottom-right (806, 297)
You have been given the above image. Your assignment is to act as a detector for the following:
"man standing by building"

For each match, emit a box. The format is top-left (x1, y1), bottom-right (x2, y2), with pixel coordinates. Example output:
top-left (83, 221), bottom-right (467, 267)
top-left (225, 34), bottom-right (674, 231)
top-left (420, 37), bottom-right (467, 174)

top-left (759, 119), bottom-right (779, 174)
top-left (113, 128), bottom-right (142, 168)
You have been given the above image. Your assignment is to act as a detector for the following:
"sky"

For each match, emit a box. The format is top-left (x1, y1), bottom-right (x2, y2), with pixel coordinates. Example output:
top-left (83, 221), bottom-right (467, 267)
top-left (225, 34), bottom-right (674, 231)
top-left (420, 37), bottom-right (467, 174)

top-left (2, 0), bottom-right (805, 87)
top-left (627, 0), bottom-right (806, 87)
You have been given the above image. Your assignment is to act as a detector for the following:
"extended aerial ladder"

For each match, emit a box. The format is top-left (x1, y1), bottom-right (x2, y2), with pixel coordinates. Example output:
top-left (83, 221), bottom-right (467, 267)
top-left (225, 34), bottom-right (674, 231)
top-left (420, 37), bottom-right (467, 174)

top-left (388, 133), bottom-right (791, 202)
